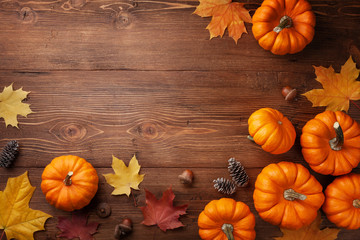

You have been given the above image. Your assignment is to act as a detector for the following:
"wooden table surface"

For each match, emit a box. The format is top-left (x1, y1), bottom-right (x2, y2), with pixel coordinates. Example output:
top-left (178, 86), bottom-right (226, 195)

top-left (1, 0), bottom-right (360, 239)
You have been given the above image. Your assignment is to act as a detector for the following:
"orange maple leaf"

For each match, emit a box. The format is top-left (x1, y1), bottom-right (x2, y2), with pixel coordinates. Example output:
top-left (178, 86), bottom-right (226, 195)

top-left (194, 0), bottom-right (252, 43)
top-left (273, 212), bottom-right (340, 240)
top-left (303, 56), bottom-right (360, 112)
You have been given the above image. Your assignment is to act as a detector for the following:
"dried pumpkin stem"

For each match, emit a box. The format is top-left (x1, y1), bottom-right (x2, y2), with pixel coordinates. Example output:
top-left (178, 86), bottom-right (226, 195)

top-left (63, 171), bottom-right (73, 186)
top-left (221, 223), bottom-right (234, 240)
top-left (273, 16), bottom-right (293, 33)
top-left (329, 122), bottom-right (344, 151)
top-left (353, 199), bottom-right (360, 208)
top-left (283, 189), bottom-right (307, 201)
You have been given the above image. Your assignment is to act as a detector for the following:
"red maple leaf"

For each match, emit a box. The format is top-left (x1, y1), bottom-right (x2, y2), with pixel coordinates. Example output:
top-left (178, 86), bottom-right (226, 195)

top-left (140, 187), bottom-right (188, 231)
top-left (57, 212), bottom-right (99, 240)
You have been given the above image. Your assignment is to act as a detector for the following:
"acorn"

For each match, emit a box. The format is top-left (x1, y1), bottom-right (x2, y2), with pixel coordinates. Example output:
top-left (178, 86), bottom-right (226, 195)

top-left (96, 202), bottom-right (111, 218)
top-left (178, 169), bottom-right (194, 185)
top-left (281, 86), bottom-right (297, 101)
top-left (114, 218), bottom-right (133, 239)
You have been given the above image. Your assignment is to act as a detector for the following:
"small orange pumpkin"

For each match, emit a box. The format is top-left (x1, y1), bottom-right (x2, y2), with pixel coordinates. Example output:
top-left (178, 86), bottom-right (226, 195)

top-left (41, 155), bottom-right (99, 211)
top-left (252, 0), bottom-right (316, 55)
top-left (301, 111), bottom-right (360, 176)
top-left (248, 108), bottom-right (296, 154)
top-left (253, 161), bottom-right (325, 229)
top-left (198, 198), bottom-right (256, 240)
top-left (323, 173), bottom-right (360, 229)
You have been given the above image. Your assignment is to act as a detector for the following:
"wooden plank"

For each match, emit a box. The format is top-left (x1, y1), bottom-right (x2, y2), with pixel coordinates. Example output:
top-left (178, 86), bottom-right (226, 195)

top-left (1, 71), bottom-right (359, 168)
top-left (0, 0), bottom-right (359, 71)
top-left (0, 167), bottom-right (359, 240)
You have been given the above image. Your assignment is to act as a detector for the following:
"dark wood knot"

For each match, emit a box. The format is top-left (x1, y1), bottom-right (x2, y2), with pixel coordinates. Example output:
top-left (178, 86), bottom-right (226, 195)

top-left (61, 123), bottom-right (87, 142)
top-left (138, 123), bottom-right (158, 139)
top-left (128, 120), bottom-right (166, 141)
top-left (113, 12), bottom-right (133, 29)
top-left (70, 0), bottom-right (87, 8)
top-left (19, 7), bottom-right (37, 24)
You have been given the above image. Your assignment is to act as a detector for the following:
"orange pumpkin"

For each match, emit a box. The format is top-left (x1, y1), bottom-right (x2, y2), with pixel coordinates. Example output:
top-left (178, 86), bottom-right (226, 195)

top-left (198, 198), bottom-right (256, 240)
top-left (301, 111), bottom-right (360, 176)
top-left (248, 108), bottom-right (296, 154)
top-left (252, 0), bottom-right (316, 55)
top-left (253, 161), bottom-right (325, 229)
top-left (41, 155), bottom-right (99, 211)
top-left (323, 173), bottom-right (360, 229)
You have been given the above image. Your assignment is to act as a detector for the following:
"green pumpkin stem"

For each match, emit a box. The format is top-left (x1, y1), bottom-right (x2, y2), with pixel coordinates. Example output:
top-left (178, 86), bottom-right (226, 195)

top-left (273, 16), bottom-right (293, 33)
top-left (247, 135), bottom-right (255, 142)
top-left (353, 199), bottom-right (360, 208)
top-left (329, 122), bottom-right (344, 151)
top-left (222, 223), bottom-right (234, 240)
top-left (284, 189), bottom-right (307, 201)
top-left (63, 171), bottom-right (73, 186)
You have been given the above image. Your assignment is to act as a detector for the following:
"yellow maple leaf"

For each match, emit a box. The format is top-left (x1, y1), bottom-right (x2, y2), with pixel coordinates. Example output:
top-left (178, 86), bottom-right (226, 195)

top-left (194, 0), bottom-right (252, 43)
top-left (303, 56), bottom-right (360, 112)
top-left (0, 172), bottom-right (52, 240)
top-left (0, 83), bottom-right (33, 128)
top-left (103, 155), bottom-right (145, 196)
top-left (274, 212), bottom-right (340, 240)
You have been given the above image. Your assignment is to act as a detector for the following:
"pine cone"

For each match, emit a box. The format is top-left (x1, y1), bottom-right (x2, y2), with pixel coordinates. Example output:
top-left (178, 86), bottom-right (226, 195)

top-left (213, 177), bottom-right (236, 195)
top-left (0, 140), bottom-right (19, 168)
top-left (228, 157), bottom-right (249, 187)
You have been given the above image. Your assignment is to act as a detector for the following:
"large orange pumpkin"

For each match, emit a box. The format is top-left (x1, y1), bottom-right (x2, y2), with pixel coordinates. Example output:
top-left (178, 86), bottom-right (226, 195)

top-left (323, 173), bottom-right (360, 229)
top-left (253, 161), bottom-right (325, 229)
top-left (301, 111), bottom-right (360, 176)
top-left (252, 0), bottom-right (316, 55)
top-left (198, 198), bottom-right (256, 240)
top-left (248, 108), bottom-right (296, 154)
top-left (41, 155), bottom-right (99, 211)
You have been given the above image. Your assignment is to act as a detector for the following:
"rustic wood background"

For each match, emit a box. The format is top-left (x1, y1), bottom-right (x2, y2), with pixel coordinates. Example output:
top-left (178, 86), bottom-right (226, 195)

top-left (1, 0), bottom-right (360, 239)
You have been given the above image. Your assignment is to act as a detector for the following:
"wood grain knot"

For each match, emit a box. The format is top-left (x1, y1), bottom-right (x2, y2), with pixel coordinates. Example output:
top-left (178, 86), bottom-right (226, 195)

top-left (62, 0), bottom-right (87, 10)
top-left (61, 123), bottom-right (87, 142)
top-left (128, 121), bottom-right (165, 141)
top-left (113, 12), bottom-right (133, 29)
top-left (138, 123), bottom-right (159, 139)
top-left (18, 7), bottom-right (37, 24)
top-left (49, 121), bottom-right (104, 143)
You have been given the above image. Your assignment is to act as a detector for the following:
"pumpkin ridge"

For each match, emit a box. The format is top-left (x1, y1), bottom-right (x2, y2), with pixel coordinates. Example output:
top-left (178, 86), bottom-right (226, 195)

top-left (276, 162), bottom-right (292, 187)
top-left (263, 124), bottom-right (283, 153)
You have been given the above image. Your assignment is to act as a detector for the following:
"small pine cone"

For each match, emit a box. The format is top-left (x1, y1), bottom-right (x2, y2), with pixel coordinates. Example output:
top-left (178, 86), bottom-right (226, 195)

top-left (213, 177), bottom-right (236, 195)
top-left (0, 140), bottom-right (19, 168)
top-left (228, 157), bottom-right (249, 187)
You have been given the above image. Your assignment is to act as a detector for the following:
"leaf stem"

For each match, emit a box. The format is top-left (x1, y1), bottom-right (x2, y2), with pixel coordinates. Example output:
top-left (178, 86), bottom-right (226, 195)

top-left (0, 230), bottom-right (4, 240)
top-left (131, 189), bottom-right (137, 207)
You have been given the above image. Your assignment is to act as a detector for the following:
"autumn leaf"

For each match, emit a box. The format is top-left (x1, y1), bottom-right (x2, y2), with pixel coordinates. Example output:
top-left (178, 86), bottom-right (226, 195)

top-left (103, 154), bottom-right (145, 196)
top-left (140, 187), bottom-right (188, 232)
top-left (303, 56), bottom-right (360, 112)
top-left (194, 0), bottom-right (251, 43)
top-left (274, 212), bottom-right (340, 240)
top-left (57, 212), bottom-right (99, 240)
top-left (0, 172), bottom-right (52, 240)
top-left (0, 83), bottom-right (33, 128)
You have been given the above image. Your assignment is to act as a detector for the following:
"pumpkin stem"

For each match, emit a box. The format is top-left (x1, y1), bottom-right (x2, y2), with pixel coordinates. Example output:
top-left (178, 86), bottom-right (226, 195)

top-left (353, 199), bottom-right (360, 208)
top-left (283, 189), bottom-right (307, 201)
top-left (329, 122), bottom-right (344, 151)
top-left (221, 223), bottom-right (234, 240)
top-left (273, 16), bottom-right (293, 33)
top-left (63, 171), bottom-right (73, 186)
top-left (247, 135), bottom-right (255, 142)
